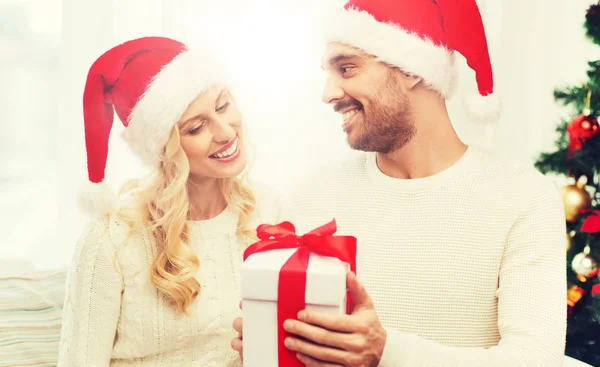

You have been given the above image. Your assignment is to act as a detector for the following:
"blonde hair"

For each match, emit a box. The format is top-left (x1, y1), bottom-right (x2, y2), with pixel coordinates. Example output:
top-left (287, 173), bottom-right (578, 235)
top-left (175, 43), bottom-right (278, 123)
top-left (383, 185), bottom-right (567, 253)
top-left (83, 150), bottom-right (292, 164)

top-left (116, 126), bottom-right (256, 314)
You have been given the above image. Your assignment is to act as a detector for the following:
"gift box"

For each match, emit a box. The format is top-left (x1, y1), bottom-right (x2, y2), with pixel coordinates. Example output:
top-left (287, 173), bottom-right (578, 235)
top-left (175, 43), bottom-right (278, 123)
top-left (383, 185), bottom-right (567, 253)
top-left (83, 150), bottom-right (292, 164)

top-left (240, 220), bottom-right (357, 367)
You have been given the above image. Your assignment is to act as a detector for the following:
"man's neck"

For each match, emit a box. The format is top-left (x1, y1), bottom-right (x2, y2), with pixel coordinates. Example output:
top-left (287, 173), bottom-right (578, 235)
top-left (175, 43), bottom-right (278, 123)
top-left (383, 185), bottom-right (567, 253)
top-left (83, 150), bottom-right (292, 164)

top-left (187, 176), bottom-right (227, 220)
top-left (375, 101), bottom-right (467, 180)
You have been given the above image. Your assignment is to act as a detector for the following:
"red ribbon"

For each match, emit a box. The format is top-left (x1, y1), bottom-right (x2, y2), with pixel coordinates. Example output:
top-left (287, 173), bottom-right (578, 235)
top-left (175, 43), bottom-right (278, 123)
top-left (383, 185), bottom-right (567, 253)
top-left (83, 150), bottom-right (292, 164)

top-left (243, 219), bottom-right (357, 367)
top-left (581, 210), bottom-right (600, 233)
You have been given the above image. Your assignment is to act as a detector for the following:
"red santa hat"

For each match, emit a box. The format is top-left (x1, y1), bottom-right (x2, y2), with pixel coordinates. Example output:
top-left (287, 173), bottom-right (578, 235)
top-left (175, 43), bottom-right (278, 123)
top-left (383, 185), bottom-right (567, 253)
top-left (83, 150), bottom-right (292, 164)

top-left (79, 36), bottom-right (229, 216)
top-left (322, 0), bottom-right (501, 124)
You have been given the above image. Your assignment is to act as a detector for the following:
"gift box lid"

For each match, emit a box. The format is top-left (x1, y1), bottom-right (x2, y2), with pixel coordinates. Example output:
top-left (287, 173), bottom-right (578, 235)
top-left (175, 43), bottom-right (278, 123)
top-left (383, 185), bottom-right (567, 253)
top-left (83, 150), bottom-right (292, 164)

top-left (241, 248), bottom-right (349, 306)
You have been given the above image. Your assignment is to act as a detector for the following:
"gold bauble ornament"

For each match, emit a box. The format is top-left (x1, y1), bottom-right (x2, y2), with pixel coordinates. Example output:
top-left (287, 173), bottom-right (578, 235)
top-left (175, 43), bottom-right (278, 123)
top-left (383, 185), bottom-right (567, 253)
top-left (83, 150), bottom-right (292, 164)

top-left (566, 232), bottom-right (574, 251)
top-left (559, 177), bottom-right (592, 222)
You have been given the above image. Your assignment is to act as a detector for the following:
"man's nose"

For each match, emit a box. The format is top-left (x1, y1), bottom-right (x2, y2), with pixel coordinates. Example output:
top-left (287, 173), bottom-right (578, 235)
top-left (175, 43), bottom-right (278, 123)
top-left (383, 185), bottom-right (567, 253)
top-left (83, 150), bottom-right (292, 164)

top-left (322, 76), bottom-right (344, 104)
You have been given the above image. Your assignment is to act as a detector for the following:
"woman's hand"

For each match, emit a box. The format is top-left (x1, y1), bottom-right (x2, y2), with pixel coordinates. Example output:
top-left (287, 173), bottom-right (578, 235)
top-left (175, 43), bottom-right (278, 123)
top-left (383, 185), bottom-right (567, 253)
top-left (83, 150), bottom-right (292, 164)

top-left (231, 300), bottom-right (243, 362)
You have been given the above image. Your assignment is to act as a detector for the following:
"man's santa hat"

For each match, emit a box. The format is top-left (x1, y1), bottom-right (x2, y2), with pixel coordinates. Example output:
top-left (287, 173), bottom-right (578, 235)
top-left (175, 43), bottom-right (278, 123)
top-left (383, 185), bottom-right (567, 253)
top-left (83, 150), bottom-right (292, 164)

top-left (323, 0), bottom-right (501, 124)
top-left (79, 36), bottom-right (228, 216)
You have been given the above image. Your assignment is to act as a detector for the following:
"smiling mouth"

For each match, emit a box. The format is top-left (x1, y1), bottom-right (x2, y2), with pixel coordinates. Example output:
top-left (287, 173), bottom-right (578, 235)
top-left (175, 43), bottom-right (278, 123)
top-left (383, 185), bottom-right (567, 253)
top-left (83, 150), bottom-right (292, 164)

top-left (340, 107), bottom-right (363, 132)
top-left (342, 108), bottom-right (361, 121)
top-left (209, 137), bottom-right (239, 160)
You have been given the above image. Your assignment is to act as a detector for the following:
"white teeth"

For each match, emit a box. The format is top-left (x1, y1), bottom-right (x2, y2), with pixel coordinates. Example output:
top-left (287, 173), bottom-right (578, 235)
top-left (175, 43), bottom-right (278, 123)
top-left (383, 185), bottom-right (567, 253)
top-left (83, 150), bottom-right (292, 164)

top-left (343, 109), bottom-right (359, 121)
top-left (213, 139), bottom-right (238, 159)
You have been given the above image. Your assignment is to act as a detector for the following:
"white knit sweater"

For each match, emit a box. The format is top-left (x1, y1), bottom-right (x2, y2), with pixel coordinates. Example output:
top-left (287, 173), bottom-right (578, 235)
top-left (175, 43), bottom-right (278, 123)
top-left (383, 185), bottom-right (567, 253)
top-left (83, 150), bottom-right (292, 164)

top-left (283, 145), bottom-right (567, 367)
top-left (58, 182), bottom-right (281, 367)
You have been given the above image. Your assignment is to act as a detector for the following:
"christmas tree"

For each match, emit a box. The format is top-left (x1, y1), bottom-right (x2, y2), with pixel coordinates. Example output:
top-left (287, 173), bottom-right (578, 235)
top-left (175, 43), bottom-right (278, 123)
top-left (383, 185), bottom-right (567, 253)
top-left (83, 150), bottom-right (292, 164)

top-left (534, 4), bottom-right (600, 366)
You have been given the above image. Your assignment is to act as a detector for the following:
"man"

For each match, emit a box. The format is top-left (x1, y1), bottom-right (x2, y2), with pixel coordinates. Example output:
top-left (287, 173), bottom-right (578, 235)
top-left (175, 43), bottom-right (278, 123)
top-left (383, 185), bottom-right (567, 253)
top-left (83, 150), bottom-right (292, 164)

top-left (232, 0), bottom-right (567, 366)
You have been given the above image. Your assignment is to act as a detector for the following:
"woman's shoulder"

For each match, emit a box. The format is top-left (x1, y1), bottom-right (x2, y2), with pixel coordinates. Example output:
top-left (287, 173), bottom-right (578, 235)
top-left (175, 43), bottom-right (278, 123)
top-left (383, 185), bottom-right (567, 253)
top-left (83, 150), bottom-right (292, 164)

top-left (76, 213), bottom-right (147, 259)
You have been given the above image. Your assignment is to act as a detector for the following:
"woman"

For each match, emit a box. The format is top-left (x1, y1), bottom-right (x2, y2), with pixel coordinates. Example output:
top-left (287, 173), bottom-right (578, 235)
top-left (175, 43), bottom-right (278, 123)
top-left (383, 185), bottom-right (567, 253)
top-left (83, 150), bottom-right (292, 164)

top-left (58, 37), bottom-right (281, 366)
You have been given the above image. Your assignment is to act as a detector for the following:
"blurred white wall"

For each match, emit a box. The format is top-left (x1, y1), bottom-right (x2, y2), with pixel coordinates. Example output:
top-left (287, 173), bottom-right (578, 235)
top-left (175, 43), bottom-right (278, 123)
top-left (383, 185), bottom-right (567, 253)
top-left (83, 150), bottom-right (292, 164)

top-left (1, 0), bottom-right (598, 269)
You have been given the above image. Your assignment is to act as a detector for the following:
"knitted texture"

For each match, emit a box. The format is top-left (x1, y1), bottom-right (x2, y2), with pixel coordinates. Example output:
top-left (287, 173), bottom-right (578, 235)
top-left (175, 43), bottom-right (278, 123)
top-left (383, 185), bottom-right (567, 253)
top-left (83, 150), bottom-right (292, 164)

top-left (283, 146), bottom-right (567, 367)
top-left (58, 182), bottom-right (281, 366)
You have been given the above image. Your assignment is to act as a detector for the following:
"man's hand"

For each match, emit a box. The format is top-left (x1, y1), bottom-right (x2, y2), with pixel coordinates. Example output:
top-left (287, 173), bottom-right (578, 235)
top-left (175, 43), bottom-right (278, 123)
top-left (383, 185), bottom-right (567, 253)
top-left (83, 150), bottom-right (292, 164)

top-left (231, 300), bottom-right (243, 362)
top-left (283, 271), bottom-right (386, 367)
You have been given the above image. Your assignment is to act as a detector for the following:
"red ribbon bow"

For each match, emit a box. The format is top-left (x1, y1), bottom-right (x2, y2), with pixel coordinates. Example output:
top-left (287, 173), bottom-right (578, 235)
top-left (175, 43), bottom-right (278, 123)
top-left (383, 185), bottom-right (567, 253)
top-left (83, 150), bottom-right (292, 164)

top-left (243, 219), bottom-right (357, 367)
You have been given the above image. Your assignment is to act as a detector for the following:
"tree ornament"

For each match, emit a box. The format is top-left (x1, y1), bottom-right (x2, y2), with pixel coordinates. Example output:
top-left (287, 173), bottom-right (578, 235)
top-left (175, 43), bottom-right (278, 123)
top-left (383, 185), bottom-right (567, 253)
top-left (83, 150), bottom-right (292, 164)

top-left (592, 283), bottom-right (600, 297)
top-left (567, 88), bottom-right (599, 157)
top-left (581, 209), bottom-right (600, 233)
top-left (567, 283), bottom-right (587, 317)
top-left (572, 252), bottom-right (598, 278)
top-left (559, 176), bottom-right (592, 222)
top-left (567, 231), bottom-right (574, 252)
top-left (585, 2), bottom-right (600, 46)
top-left (571, 244), bottom-right (599, 278)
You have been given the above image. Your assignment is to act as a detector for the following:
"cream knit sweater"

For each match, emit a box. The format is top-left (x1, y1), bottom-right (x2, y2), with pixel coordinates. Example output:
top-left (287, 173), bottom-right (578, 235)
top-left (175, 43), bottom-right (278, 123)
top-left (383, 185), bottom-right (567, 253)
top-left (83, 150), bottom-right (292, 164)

top-left (283, 145), bottom-right (567, 367)
top-left (58, 183), bottom-right (281, 367)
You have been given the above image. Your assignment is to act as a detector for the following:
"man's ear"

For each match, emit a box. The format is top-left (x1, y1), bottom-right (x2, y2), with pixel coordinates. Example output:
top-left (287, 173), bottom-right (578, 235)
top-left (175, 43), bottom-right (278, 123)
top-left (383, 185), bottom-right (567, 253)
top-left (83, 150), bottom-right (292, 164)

top-left (405, 74), bottom-right (423, 91)
top-left (393, 67), bottom-right (423, 92)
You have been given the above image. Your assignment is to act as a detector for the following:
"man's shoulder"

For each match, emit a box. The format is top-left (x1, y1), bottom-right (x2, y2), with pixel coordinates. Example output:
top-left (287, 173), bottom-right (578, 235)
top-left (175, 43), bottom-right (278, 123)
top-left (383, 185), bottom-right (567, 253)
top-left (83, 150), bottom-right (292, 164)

top-left (246, 179), bottom-right (284, 224)
top-left (248, 179), bottom-right (281, 202)
top-left (471, 146), bottom-right (558, 196)
top-left (291, 152), bottom-right (369, 192)
top-left (305, 152), bottom-right (369, 179)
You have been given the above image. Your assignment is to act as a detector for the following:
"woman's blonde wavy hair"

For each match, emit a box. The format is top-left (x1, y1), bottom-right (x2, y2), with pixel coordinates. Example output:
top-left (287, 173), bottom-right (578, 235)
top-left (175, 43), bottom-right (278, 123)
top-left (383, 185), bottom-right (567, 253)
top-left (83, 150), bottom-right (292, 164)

top-left (115, 125), bottom-right (257, 314)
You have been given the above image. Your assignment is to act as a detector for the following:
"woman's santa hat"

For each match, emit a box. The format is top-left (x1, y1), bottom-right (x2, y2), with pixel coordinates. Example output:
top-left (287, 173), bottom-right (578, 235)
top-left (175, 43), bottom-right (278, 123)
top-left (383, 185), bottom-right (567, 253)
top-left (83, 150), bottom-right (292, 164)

top-left (79, 36), bottom-right (228, 216)
top-left (322, 0), bottom-right (501, 124)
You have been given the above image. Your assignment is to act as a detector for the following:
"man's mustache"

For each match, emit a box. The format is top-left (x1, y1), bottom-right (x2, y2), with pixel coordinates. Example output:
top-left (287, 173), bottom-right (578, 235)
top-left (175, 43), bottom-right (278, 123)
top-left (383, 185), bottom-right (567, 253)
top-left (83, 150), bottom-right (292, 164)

top-left (334, 99), bottom-right (363, 113)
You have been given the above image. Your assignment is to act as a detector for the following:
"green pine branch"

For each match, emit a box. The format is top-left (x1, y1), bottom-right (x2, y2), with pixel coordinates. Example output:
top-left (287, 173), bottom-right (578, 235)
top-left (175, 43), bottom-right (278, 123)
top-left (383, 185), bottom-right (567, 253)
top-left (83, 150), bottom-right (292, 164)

top-left (553, 5), bottom-right (600, 363)
top-left (535, 59), bottom-right (600, 178)
top-left (534, 120), bottom-right (573, 175)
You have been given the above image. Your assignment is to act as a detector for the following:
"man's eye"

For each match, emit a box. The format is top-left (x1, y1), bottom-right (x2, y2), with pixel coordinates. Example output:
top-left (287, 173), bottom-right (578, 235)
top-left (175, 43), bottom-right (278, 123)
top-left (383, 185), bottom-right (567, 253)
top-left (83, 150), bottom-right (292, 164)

top-left (340, 66), bottom-right (354, 75)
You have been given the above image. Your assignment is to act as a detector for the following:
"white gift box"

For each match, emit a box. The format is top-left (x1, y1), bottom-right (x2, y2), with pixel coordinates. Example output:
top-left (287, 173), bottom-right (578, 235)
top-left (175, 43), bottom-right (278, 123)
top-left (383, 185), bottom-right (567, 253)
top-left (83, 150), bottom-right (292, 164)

top-left (241, 247), bottom-right (350, 367)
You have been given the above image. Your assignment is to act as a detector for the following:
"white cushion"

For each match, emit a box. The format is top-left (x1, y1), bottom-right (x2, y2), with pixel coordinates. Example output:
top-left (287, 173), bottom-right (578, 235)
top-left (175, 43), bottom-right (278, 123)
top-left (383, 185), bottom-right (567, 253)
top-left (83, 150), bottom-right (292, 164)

top-left (0, 265), bottom-right (66, 367)
top-left (563, 355), bottom-right (593, 367)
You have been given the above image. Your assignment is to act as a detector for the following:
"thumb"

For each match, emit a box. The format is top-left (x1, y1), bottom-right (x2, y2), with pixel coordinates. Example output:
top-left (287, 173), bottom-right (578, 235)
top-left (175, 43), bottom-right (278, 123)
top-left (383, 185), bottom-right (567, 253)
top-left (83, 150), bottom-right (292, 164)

top-left (347, 271), bottom-right (373, 311)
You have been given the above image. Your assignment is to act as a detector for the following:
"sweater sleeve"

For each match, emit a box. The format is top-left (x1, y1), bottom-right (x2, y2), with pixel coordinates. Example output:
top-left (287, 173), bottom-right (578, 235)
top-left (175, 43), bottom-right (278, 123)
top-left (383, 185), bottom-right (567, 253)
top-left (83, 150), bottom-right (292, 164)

top-left (378, 178), bottom-right (567, 367)
top-left (58, 217), bottom-right (124, 366)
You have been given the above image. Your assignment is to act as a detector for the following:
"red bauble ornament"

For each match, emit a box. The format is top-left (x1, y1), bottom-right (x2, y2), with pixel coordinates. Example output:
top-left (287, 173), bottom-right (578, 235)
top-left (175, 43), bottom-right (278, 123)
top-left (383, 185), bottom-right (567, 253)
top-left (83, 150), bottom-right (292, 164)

top-left (592, 283), bottom-right (600, 297)
top-left (567, 113), bottom-right (599, 156)
top-left (581, 210), bottom-right (600, 233)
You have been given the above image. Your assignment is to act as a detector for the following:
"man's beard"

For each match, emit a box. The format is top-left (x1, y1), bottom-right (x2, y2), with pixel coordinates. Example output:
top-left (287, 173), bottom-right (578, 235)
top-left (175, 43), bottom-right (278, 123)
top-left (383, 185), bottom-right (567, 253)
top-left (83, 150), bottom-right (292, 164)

top-left (335, 76), bottom-right (415, 154)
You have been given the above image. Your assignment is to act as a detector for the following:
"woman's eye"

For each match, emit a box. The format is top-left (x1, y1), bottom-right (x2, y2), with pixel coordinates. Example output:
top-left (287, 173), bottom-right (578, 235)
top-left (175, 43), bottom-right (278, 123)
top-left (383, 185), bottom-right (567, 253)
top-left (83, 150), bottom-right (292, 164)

top-left (217, 101), bottom-right (230, 112)
top-left (189, 123), bottom-right (204, 135)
